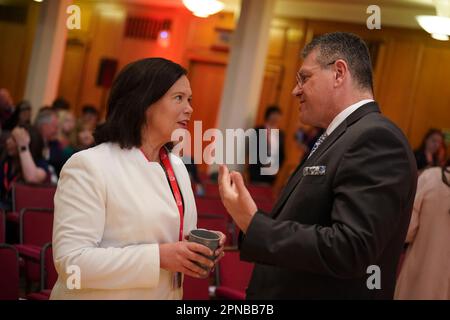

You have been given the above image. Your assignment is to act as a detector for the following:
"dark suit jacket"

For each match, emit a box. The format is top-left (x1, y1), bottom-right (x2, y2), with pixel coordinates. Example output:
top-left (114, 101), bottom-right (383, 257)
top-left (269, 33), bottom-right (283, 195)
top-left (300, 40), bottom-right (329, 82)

top-left (240, 102), bottom-right (418, 299)
top-left (248, 126), bottom-right (285, 184)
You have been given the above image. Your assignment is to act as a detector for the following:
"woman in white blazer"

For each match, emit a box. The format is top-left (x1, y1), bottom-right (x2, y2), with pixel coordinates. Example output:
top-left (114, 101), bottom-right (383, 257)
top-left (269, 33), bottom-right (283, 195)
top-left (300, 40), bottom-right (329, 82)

top-left (50, 58), bottom-right (225, 300)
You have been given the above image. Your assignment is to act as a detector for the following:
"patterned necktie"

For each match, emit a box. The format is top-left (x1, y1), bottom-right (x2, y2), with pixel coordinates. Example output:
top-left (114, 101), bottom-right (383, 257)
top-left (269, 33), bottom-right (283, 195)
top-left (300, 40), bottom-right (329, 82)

top-left (307, 132), bottom-right (328, 159)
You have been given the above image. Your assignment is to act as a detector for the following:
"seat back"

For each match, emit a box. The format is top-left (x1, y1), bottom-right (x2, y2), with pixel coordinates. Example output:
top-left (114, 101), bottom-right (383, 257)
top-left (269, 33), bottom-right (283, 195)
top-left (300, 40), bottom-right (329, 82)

top-left (182, 275), bottom-right (210, 300)
top-left (195, 197), bottom-right (229, 218)
top-left (12, 182), bottom-right (56, 213)
top-left (218, 249), bottom-right (254, 292)
top-left (197, 214), bottom-right (228, 236)
top-left (0, 244), bottom-right (20, 300)
top-left (203, 183), bottom-right (220, 198)
top-left (255, 200), bottom-right (274, 213)
top-left (40, 242), bottom-right (57, 291)
top-left (247, 184), bottom-right (273, 201)
top-left (0, 210), bottom-right (5, 243)
top-left (20, 208), bottom-right (54, 246)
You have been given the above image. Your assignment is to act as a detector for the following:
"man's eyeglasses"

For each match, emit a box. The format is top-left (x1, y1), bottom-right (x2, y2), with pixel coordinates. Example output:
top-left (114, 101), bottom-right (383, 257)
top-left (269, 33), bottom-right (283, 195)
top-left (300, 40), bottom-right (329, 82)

top-left (295, 60), bottom-right (336, 87)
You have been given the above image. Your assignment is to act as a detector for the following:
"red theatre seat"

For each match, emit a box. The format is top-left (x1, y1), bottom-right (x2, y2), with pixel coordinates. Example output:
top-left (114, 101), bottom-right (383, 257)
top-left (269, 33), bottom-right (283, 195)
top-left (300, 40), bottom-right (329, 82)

top-left (195, 197), bottom-right (229, 218)
top-left (0, 210), bottom-right (5, 243)
top-left (182, 275), bottom-right (210, 300)
top-left (6, 182), bottom-right (56, 224)
top-left (215, 249), bottom-right (254, 300)
top-left (15, 208), bottom-right (54, 284)
top-left (0, 244), bottom-right (20, 300)
top-left (27, 243), bottom-right (57, 300)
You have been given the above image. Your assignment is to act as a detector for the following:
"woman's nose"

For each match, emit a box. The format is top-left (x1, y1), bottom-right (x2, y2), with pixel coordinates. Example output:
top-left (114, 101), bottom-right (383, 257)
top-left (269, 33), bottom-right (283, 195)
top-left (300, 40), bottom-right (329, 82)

top-left (186, 103), bottom-right (193, 115)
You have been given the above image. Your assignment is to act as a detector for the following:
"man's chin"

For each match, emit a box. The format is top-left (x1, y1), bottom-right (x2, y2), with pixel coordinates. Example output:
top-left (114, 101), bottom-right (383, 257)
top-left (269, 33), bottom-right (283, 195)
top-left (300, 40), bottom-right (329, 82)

top-left (299, 113), bottom-right (311, 126)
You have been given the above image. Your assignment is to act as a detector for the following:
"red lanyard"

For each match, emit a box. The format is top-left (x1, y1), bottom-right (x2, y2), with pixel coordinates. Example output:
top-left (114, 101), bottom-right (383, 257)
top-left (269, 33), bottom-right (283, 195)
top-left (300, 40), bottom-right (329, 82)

top-left (141, 147), bottom-right (184, 241)
top-left (3, 162), bottom-right (18, 192)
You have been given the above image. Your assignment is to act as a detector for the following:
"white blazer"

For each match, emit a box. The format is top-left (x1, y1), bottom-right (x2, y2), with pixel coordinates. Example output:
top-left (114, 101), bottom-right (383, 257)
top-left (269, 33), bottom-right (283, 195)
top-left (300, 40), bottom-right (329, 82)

top-left (50, 143), bottom-right (197, 300)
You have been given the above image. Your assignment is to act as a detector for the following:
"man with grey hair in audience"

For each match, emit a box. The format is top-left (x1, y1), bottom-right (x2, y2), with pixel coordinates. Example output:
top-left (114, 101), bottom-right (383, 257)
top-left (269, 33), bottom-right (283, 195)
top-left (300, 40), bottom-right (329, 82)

top-left (35, 107), bottom-right (66, 181)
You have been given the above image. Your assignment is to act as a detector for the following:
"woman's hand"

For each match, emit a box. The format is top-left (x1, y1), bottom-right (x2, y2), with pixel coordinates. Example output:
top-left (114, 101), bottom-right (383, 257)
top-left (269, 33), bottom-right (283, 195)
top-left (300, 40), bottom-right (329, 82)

top-left (159, 241), bottom-right (215, 278)
top-left (212, 231), bottom-right (226, 265)
top-left (11, 127), bottom-right (30, 148)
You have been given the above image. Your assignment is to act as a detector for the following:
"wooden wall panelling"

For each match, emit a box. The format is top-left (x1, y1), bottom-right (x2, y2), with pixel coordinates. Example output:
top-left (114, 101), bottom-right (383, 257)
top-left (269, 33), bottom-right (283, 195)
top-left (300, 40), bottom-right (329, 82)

top-left (78, 8), bottom-right (124, 117)
top-left (58, 1), bottom-right (94, 115)
top-left (58, 39), bottom-right (89, 113)
top-left (0, 18), bottom-right (27, 102)
top-left (0, 2), bottom-right (39, 103)
top-left (407, 45), bottom-right (450, 149)
top-left (187, 59), bottom-right (227, 173)
top-left (269, 20), bottom-right (307, 194)
top-left (267, 26), bottom-right (286, 59)
top-left (375, 39), bottom-right (423, 135)
top-left (255, 63), bottom-right (284, 126)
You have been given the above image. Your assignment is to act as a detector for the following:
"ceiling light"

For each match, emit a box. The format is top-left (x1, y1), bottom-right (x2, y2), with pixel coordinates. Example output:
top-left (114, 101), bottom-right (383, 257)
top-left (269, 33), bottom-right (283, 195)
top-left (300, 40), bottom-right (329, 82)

top-left (182, 0), bottom-right (225, 18)
top-left (416, 15), bottom-right (450, 40)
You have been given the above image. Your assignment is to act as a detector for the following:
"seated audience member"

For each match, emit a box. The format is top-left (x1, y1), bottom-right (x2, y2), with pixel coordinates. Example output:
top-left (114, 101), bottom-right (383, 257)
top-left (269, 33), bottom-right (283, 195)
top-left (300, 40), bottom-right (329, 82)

top-left (57, 110), bottom-right (77, 158)
top-left (248, 106), bottom-right (285, 185)
top-left (77, 127), bottom-right (95, 151)
top-left (52, 97), bottom-right (70, 112)
top-left (0, 126), bottom-right (49, 210)
top-left (395, 160), bottom-right (450, 300)
top-left (35, 108), bottom-right (66, 180)
top-left (181, 154), bottom-right (205, 197)
top-left (294, 126), bottom-right (325, 165)
top-left (0, 88), bottom-right (14, 129)
top-left (3, 100), bottom-right (32, 131)
top-left (414, 128), bottom-right (446, 171)
top-left (80, 104), bottom-right (100, 131)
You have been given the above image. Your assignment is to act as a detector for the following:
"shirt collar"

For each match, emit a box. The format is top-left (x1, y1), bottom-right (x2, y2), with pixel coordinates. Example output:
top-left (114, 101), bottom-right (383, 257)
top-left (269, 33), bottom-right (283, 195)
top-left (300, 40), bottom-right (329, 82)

top-left (326, 99), bottom-right (374, 135)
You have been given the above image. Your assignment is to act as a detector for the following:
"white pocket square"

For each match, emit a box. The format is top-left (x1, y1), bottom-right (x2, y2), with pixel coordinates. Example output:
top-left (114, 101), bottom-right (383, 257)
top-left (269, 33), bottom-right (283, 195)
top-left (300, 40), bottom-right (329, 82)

top-left (303, 165), bottom-right (326, 176)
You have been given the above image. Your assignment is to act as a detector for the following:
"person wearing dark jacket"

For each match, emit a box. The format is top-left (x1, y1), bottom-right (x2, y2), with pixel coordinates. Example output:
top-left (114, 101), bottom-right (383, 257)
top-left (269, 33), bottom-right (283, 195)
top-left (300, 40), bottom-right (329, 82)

top-left (219, 32), bottom-right (417, 299)
top-left (248, 106), bottom-right (285, 185)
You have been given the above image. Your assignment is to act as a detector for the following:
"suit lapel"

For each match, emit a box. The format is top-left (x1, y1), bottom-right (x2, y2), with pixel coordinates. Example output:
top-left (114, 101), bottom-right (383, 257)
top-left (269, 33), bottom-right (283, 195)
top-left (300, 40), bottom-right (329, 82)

top-left (268, 102), bottom-right (381, 219)
top-left (269, 124), bottom-right (347, 218)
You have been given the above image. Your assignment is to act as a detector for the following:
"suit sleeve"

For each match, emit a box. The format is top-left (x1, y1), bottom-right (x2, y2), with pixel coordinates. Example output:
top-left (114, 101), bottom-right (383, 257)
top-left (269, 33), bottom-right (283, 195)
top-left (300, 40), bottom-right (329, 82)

top-left (240, 127), bottom-right (416, 278)
top-left (52, 153), bottom-right (160, 290)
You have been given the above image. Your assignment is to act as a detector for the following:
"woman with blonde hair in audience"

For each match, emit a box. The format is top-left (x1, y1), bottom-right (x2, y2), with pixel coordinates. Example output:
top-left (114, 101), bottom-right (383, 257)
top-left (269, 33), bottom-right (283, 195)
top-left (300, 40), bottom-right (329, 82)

top-left (395, 159), bottom-right (450, 299)
top-left (57, 110), bottom-right (77, 158)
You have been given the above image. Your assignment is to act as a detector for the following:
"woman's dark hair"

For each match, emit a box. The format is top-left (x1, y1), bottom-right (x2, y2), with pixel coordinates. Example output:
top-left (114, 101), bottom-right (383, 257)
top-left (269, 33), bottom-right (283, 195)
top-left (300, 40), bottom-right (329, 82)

top-left (264, 105), bottom-right (282, 121)
top-left (3, 100), bottom-right (32, 131)
top-left (417, 128), bottom-right (444, 152)
top-left (94, 58), bottom-right (187, 148)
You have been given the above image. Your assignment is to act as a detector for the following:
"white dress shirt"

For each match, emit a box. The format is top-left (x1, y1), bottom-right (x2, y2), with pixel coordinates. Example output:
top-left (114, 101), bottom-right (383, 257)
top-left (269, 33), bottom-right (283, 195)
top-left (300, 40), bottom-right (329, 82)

top-left (50, 143), bottom-right (197, 300)
top-left (326, 99), bottom-right (374, 135)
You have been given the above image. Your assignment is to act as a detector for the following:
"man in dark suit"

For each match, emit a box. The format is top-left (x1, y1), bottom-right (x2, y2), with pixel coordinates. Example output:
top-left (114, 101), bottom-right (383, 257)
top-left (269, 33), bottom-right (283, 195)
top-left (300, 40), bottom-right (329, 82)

top-left (218, 32), bottom-right (417, 299)
top-left (248, 106), bottom-right (285, 185)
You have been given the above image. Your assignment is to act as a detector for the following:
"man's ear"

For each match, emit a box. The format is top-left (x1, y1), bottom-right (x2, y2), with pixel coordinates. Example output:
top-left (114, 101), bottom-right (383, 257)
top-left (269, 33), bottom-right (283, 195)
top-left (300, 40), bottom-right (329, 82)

top-left (334, 59), bottom-right (348, 87)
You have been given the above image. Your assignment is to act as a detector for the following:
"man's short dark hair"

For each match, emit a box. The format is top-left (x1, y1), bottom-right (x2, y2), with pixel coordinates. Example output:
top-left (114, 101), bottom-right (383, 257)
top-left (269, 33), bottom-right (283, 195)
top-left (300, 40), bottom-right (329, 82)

top-left (302, 32), bottom-right (373, 92)
top-left (52, 97), bottom-right (70, 111)
top-left (94, 57), bottom-right (187, 148)
top-left (81, 105), bottom-right (99, 116)
top-left (264, 105), bottom-right (282, 121)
